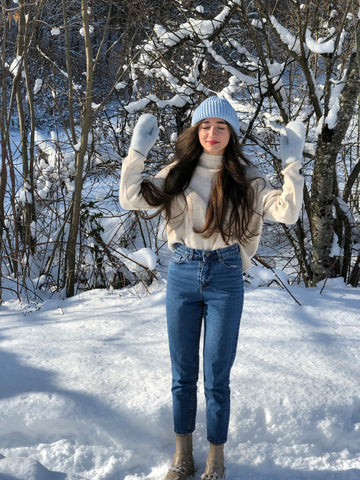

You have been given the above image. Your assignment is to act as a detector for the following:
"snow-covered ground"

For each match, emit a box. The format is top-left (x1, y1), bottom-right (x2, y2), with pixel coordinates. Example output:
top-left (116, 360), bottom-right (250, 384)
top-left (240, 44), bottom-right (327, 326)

top-left (0, 274), bottom-right (360, 480)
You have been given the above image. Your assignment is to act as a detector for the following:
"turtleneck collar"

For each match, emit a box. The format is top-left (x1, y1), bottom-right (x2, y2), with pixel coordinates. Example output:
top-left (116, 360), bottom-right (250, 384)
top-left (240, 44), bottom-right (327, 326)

top-left (198, 152), bottom-right (223, 170)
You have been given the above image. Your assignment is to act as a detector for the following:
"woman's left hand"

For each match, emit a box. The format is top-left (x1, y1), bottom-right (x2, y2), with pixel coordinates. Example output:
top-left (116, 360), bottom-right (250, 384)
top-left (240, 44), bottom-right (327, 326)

top-left (280, 120), bottom-right (306, 168)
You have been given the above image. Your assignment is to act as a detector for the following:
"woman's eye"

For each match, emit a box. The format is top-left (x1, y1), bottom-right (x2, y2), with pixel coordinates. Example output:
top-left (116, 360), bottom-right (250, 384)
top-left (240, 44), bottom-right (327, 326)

top-left (200, 124), bottom-right (226, 131)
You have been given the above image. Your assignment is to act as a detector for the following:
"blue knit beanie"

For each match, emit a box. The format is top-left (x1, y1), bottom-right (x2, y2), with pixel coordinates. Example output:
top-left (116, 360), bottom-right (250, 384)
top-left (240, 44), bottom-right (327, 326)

top-left (191, 96), bottom-right (240, 133)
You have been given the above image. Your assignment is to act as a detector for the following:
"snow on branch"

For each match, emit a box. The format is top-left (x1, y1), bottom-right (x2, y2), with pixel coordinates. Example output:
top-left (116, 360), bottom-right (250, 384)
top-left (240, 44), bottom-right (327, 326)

top-left (336, 197), bottom-right (354, 223)
top-left (269, 15), bottom-right (302, 55)
top-left (9, 56), bottom-right (24, 77)
top-left (325, 81), bottom-right (345, 129)
top-left (185, 5), bottom-right (232, 39)
top-left (140, 4), bottom-right (234, 57)
top-left (305, 29), bottom-right (335, 55)
top-left (202, 40), bottom-right (257, 86)
top-left (125, 89), bottom-right (196, 114)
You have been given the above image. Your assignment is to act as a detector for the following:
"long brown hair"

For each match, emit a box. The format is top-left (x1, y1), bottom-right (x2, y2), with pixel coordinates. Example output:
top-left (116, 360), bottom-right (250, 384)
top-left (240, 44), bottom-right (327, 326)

top-left (140, 122), bottom-right (263, 243)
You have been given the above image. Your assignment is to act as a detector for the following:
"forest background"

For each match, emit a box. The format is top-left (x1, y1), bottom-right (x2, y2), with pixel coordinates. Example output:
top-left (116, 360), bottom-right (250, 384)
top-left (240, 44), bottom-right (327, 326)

top-left (1, 0), bottom-right (360, 302)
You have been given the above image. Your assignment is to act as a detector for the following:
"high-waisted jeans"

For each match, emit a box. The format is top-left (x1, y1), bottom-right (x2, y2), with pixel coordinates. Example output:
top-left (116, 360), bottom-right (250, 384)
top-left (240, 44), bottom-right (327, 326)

top-left (166, 243), bottom-right (244, 445)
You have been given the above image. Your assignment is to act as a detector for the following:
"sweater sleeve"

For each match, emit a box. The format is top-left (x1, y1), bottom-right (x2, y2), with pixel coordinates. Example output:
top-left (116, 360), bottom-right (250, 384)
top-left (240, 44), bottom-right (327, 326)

top-left (119, 148), bottom-right (169, 211)
top-left (260, 161), bottom-right (304, 224)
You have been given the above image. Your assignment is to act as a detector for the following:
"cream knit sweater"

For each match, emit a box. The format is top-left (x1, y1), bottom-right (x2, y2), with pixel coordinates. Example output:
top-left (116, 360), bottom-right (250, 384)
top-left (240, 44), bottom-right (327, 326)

top-left (119, 148), bottom-right (304, 271)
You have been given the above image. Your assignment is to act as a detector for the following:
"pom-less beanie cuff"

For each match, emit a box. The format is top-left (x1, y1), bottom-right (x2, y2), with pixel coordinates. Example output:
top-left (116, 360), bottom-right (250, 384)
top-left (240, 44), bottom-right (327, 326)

top-left (191, 96), bottom-right (240, 133)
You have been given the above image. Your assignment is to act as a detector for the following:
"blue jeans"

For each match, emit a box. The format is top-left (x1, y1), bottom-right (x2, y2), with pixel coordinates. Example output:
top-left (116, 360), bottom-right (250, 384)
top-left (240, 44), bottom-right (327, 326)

top-left (166, 243), bottom-right (244, 445)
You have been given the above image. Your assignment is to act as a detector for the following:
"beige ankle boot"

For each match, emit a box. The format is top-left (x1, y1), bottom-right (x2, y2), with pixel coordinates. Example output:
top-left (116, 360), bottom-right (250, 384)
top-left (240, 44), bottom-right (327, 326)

top-left (201, 443), bottom-right (225, 480)
top-left (165, 434), bottom-right (195, 480)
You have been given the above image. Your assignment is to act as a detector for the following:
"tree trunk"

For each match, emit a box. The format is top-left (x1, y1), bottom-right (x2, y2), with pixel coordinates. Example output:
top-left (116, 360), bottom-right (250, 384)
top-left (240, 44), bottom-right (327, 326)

top-left (309, 134), bottom-right (337, 283)
top-left (65, 0), bottom-right (94, 297)
top-left (310, 51), bottom-right (360, 285)
top-left (15, 2), bottom-right (33, 251)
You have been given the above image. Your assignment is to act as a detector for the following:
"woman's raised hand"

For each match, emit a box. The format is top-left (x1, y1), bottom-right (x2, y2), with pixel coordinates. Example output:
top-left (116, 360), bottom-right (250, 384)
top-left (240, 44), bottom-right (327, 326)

top-left (129, 113), bottom-right (159, 157)
top-left (280, 120), bottom-right (306, 168)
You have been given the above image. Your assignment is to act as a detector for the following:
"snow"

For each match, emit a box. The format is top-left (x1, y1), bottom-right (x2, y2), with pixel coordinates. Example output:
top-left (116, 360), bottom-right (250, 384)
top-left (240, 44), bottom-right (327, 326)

top-left (79, 26), bottom-right (94, 37)
top-left (203, 40), bottom-right (256, 87)
top-left (0, 276), bottom-right (360, 480)
top-left (125, 98), bottom-right (151, 114)
top-left (269, 16), bottom-right (302, 55)
top-left (305, 29), bottom-right (335, 54)
top-left (145, 5), bottom-right (232, 51)
top-left (9, 56), bottom-right (23, 77)
top-left (325, 82), bottom-right (344, 129)
top-left (34, 79), bottom-right (43, 95)
top-left (123, 247), bottom-right (158, 273)
top-left (2, 5), bottom-right (360, 479)
top-left (115, 82), bottom-right (126, 91)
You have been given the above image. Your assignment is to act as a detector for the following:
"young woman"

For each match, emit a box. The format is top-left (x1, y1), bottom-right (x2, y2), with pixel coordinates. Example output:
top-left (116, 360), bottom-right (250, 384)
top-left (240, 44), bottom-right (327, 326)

top-left (120, 96), bottom-right (305, 480)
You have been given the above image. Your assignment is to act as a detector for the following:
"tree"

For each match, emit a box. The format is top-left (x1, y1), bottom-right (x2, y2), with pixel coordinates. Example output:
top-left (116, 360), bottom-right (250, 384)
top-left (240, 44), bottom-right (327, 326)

top-left (64, 0), bottom-right (94, 297)
top-left (1, 0), bottom-right (160, 300)
top-left (0, 0), bottom-right (45, 302)
top-left (1, 0), bottom-right (359, 302)
top-left (124, 0), bottom-right (360, 286)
